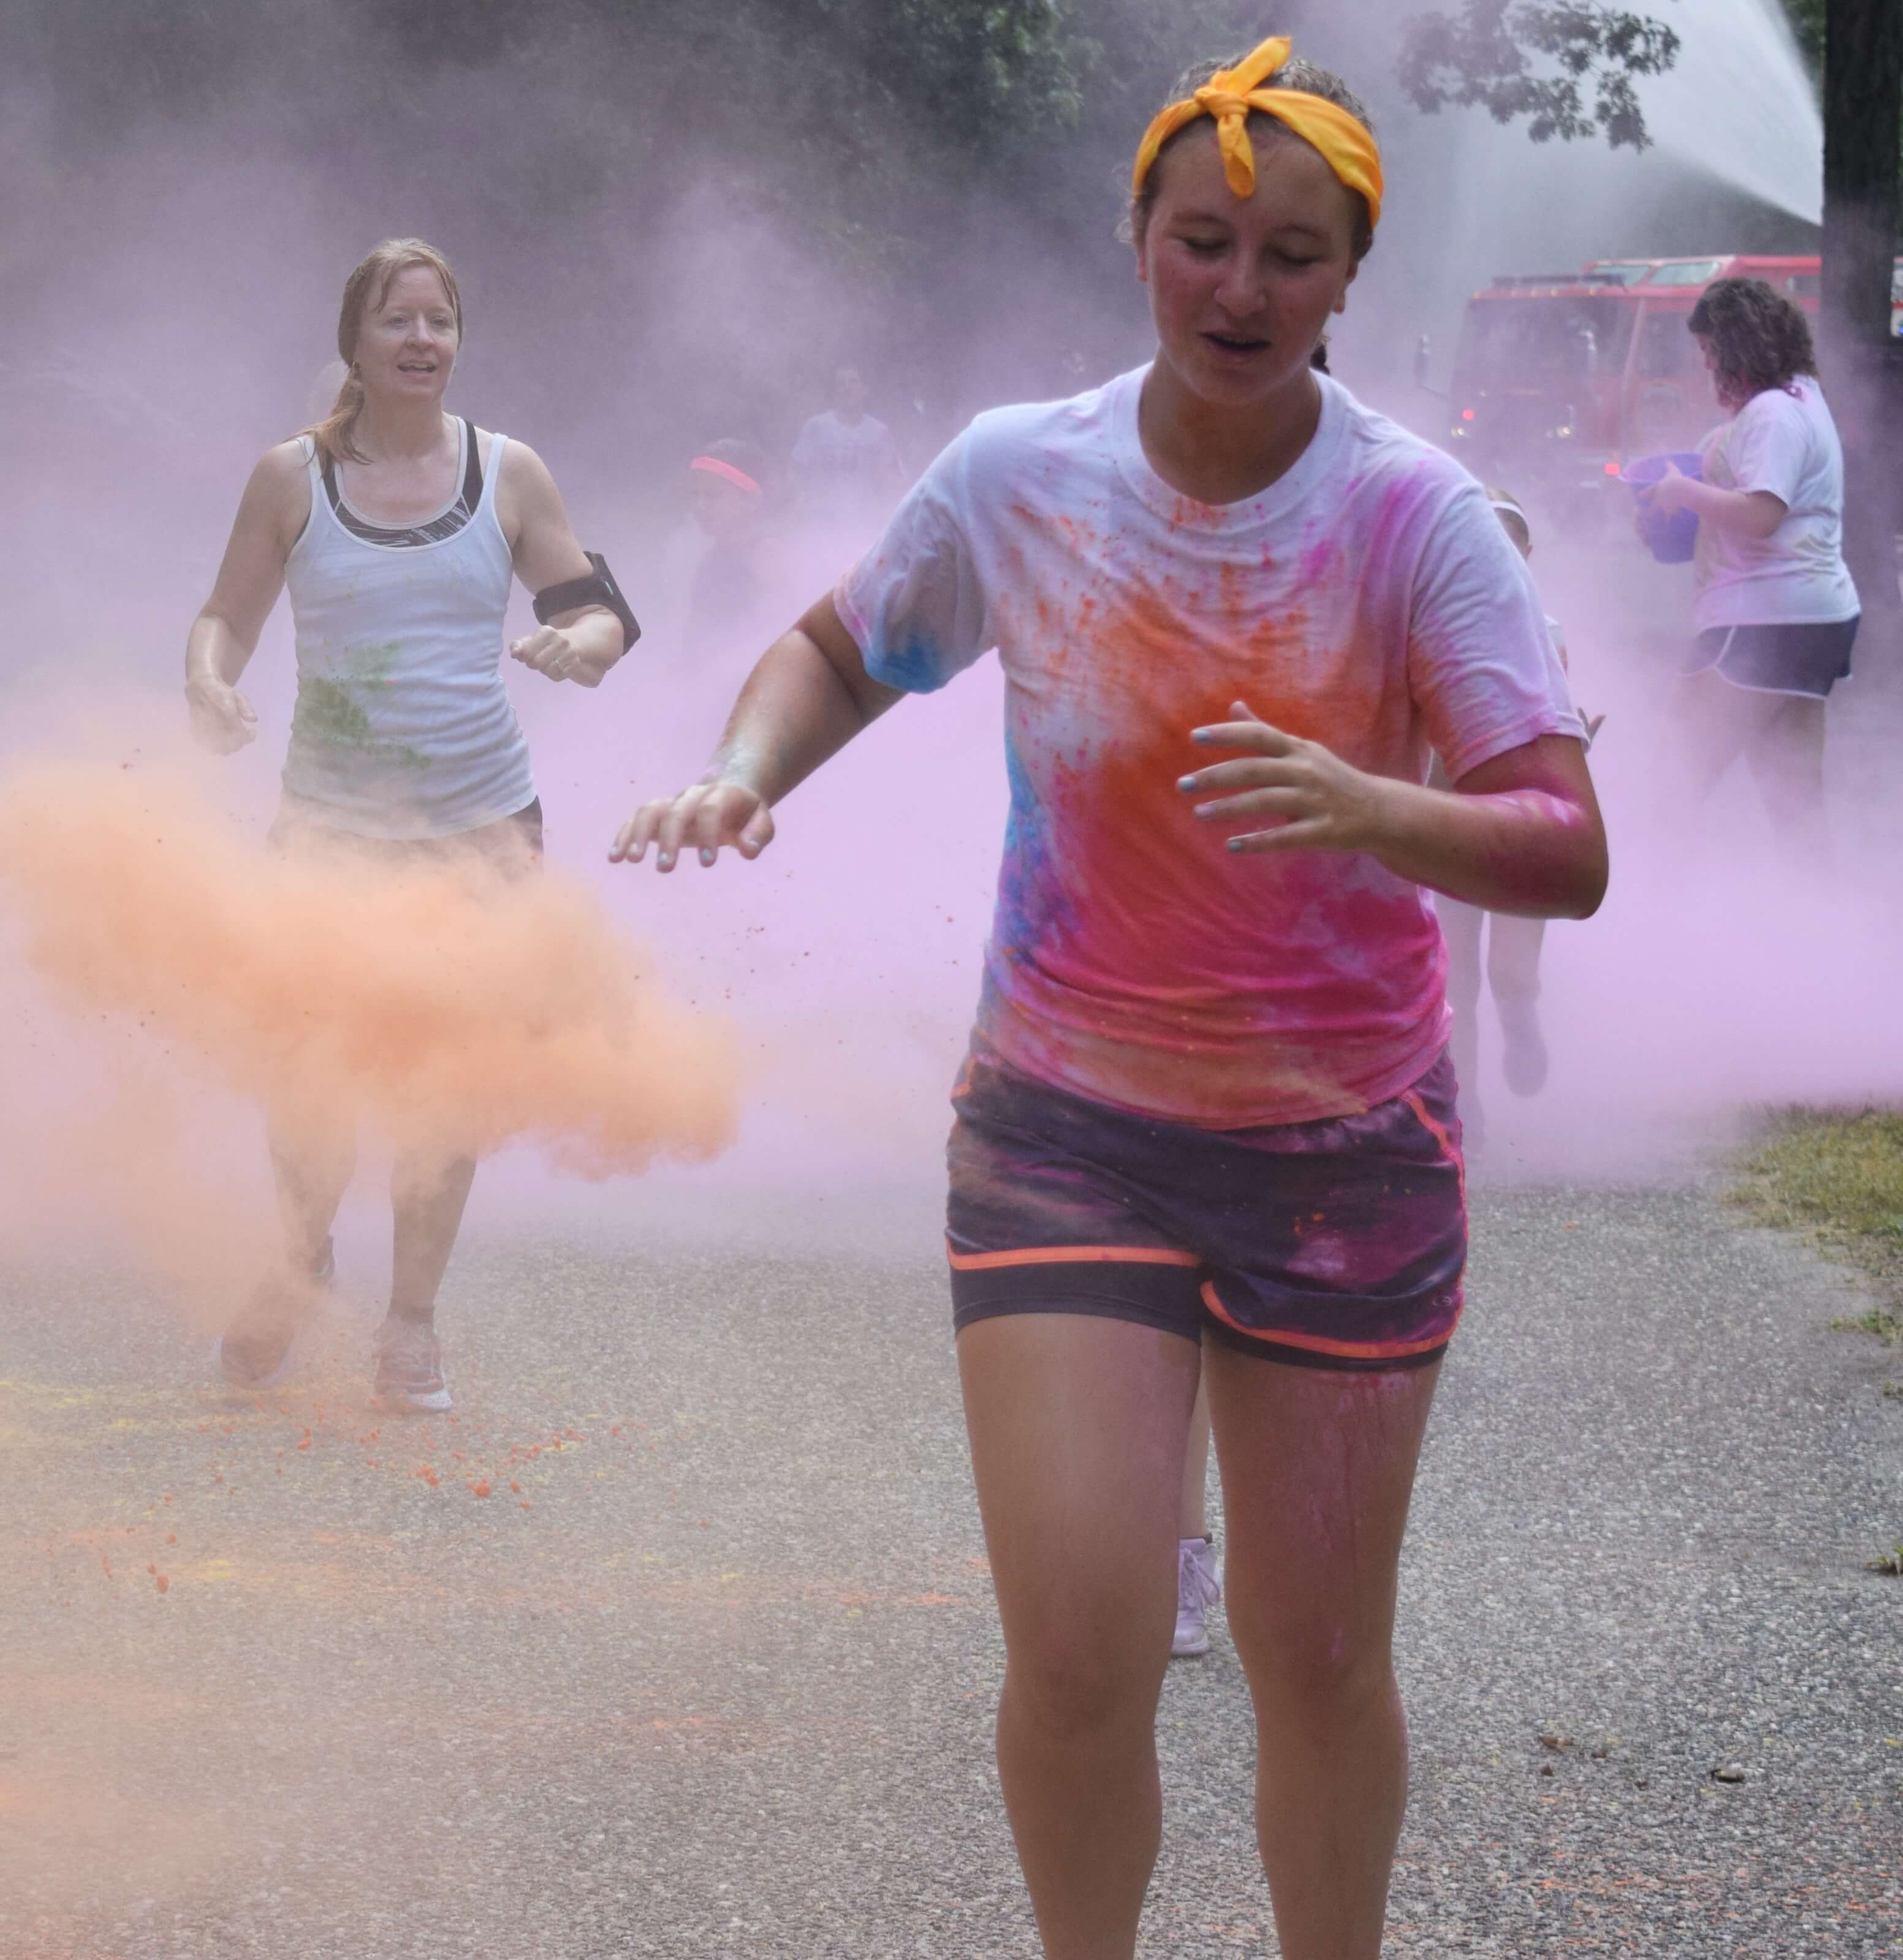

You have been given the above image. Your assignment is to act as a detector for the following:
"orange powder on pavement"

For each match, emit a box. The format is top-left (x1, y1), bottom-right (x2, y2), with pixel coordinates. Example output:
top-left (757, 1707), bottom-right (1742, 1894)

top-left (0, 762), bottom-right (738, 1179)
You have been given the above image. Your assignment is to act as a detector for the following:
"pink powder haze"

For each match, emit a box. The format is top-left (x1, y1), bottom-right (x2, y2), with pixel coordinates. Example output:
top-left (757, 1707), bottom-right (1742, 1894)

top-left (0, 1), bottom-right (1897, 1298)
top-left (3, 9), bottom-right (1897, 1948)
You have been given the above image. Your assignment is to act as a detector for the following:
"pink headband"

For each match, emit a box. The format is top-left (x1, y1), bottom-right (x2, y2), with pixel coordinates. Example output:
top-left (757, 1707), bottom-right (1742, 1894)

top-left (689, 455), bottom-right (763, 498)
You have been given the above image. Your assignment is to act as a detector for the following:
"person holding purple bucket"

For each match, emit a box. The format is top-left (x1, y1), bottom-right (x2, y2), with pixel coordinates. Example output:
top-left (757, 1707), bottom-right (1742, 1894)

top-left (1624, 450), bottom-right (1704, 563)
top-left (1640, 276), bottom-right (1858, 856)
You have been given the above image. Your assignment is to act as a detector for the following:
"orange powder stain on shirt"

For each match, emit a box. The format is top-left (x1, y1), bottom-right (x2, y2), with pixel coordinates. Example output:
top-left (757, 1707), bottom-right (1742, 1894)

top-left (985, 534), bottom-right (1439, 1124)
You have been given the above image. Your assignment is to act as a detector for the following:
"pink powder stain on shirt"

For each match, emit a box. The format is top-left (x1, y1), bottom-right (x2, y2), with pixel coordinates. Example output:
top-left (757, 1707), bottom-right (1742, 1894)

top-left (847, 383), bottom-right (1574, 1129)
top-left (981, 511), bottom-right (1446, 1125)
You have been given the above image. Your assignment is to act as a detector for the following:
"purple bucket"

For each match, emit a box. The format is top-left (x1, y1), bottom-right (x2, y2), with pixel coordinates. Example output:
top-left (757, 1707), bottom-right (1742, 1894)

top-left (1622, 452), bottom-right (1704, 564)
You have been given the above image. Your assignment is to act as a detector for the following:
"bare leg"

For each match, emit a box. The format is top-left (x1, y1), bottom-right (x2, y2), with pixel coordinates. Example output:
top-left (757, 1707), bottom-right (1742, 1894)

top-left (219, 1111), bottom-right (355, 1385)
top-left (1744, 693), bottom-right (1831, 870)
top-left (1663, 668), bottom-right (1754, 819)
top-left (1438, 895), bottom-right (1486, 1142)
top-left (1487, 914), bottom-right (1549, 1097)
top-left (1179, 1357), bottom-right (1211, 1539)
top-left (1172, 1356), bottom-right (1225, 1657)
top-left (1207, 1347), bottom-right (1441, 1960)
top-left (959, 1312), bottom-right (1200, 1960)
top-left (267, 1109), bottom-right (355, 1271)
top-left (389, 1150), bottom-right (478, 1322)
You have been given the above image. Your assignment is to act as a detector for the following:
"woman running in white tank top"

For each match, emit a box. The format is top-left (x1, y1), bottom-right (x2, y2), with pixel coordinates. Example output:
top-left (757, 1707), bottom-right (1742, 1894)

top-left (185, 237), bottom-right (630, 1413)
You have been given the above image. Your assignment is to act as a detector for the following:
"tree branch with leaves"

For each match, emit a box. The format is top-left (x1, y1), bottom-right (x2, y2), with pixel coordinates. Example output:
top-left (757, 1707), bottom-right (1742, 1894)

top-left (1398, 0), bottom-right (1680, 148)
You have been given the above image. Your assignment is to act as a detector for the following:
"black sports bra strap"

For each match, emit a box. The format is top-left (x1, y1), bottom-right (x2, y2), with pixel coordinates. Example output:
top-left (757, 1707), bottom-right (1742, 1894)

top-left (318, 421), bottom-right (481, 545)
top-left (461, 417), bottom-right (483, 509)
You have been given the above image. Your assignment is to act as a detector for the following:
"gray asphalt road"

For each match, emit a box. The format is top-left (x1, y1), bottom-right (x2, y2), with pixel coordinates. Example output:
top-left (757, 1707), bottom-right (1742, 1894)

top-left (2, 1172), bottom-right (1899, 1958)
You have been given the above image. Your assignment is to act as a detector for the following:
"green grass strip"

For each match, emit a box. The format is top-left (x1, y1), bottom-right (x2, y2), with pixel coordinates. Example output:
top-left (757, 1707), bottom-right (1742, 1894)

top-left (1730, 1107), bottom-right (1903, 1326)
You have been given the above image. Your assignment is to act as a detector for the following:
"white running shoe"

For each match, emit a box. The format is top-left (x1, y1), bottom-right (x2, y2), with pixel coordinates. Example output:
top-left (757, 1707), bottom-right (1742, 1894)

top-left (1172, 1535), bottom-right (1223, 1658)
top-left (371, 1313), bottom-right (452, 1414)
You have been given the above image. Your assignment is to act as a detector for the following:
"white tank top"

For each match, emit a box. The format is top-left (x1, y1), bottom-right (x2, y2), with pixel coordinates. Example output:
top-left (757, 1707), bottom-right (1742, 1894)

top-left (280, 424), bottom-right (536, 838)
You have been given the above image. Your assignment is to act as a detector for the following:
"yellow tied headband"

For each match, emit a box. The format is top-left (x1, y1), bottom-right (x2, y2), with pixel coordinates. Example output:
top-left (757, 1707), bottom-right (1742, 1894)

top-left (1131, 35), bottom-right (1384, 233)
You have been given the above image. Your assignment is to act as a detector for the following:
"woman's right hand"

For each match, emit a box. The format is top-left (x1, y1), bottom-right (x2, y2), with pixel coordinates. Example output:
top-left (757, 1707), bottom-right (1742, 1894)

top-left (186, 675), bottom-right (259, 754)
top-left (609, 780), bottom-right (775, 870)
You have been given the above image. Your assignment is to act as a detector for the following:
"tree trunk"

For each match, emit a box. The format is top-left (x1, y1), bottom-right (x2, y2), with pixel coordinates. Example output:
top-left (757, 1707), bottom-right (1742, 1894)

top-left (1820, 0), bottom-right (1903, 680)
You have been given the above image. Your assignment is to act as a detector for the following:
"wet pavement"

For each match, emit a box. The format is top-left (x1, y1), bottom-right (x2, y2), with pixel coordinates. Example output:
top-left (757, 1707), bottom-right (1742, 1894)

top-left (2, 1171), bottom-right (1899, 1958)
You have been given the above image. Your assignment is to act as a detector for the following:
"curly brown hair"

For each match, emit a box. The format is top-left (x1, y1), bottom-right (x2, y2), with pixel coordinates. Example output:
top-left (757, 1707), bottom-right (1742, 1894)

top-left (1685, 277), bottom-right (1816, 409)
top-left (1128, 53), bottom-right (1377, 263)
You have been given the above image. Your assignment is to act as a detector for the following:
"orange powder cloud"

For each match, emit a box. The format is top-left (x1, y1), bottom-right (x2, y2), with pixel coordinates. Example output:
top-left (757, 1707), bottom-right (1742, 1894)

top-left (0, 762), bottom-right (738, 1182)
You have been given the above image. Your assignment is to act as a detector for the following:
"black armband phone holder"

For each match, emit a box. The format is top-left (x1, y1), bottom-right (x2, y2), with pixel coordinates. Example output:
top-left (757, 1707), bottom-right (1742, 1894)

top-left (534, 552), bottom-right (641, 654)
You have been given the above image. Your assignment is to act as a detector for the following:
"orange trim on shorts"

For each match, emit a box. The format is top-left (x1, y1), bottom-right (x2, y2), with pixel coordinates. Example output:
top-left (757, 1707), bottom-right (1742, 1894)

top-left (1403, 1089), bottom-right (1467, 1202)
top-left (946, 1240), bottom-right (1199, 1272)
top-left (1199, 1280), bottom-right (1458, 1360)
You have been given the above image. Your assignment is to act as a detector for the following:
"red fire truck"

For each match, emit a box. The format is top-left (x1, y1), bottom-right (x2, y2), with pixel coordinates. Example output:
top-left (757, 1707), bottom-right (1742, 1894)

top-left (1423, 253), bottom-right (1903, 520)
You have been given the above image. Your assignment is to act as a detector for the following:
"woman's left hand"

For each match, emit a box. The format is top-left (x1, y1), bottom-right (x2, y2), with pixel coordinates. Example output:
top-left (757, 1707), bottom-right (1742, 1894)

top-left (1647, 462), bottom-right (1694, 514)
top-left (511, 626), bottom-right (586, 683)
top-left (1178, 702), bottom-right (1394, 854)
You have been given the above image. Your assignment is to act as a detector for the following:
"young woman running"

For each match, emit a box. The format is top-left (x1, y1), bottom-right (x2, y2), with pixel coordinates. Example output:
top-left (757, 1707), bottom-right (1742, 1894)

top-left (1644, 276), bottom-right (1858, 860)
top-left (188, 237), bottom-right (634, 1413)
top-left (612, 39), bottom-right (1605, 1959)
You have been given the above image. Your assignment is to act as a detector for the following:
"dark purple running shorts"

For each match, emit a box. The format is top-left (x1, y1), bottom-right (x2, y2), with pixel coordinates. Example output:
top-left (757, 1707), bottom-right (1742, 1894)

top-left (946, 1047), bottom-right (1467, 1371)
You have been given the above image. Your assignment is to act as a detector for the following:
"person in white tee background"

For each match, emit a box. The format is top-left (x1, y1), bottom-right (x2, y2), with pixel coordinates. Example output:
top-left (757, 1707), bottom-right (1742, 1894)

top-left (789, 363), bottom-right (907, 545)
top-left (1646, 277), bottom-right (1859, 859)
top-left (184, 237), bottom-right (629, 1413)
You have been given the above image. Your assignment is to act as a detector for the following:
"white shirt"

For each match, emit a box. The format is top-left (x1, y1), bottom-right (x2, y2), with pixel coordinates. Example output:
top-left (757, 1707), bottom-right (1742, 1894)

top-left (791, 409), bottom-right (902, 518)
top-left (1693, 376), bottom-right (1859, 630)
top-left (281, 431), bottom-right (534, 838)
top-left (838, 366), bottom-right (1581, 1126)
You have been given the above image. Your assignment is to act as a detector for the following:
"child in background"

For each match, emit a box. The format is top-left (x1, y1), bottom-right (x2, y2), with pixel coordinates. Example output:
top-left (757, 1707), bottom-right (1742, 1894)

top-left (683, 439), bottom-right (791, 667)
top-left (1436, 489), bottom-right (1595, 1151)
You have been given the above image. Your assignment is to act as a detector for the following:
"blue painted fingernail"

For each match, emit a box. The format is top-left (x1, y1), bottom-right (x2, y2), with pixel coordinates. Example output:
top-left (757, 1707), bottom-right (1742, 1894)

top-left (658, 851), bottom-right (674, 868)
top-left (1226, 837), bottom-right (1242, 851)
top-left (1177, 775), bottom-right (1196, 789)
top-left (699, 848), bottom-right (716, 866)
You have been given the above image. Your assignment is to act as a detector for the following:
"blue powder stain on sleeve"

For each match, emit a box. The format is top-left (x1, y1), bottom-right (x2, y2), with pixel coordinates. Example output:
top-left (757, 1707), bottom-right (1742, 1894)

top-left (866, 632), bottom-right (955, 695)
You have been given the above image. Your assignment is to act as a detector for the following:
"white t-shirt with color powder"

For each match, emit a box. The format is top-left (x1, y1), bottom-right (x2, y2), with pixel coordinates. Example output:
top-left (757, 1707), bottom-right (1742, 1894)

top-left (836, 366), bottom-right (1583, 1130)
top-left (1693, 376), bottom-right (1859, 631)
